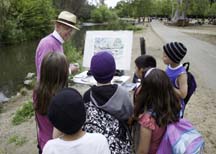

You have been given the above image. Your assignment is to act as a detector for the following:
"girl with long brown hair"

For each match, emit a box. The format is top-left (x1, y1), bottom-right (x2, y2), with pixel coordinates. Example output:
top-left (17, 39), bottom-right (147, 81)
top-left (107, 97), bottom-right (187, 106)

top-left (134, 68), bottom-right (181, 154)
top-left (33, 52), bottom-right (69, 153)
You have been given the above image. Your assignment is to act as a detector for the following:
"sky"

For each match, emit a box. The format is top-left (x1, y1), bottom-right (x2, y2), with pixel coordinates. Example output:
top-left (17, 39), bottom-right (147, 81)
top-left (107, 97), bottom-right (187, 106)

top-left (88, 0), bottom-right (123, 8)
top-left (105, 0), bottom-right (122, 8)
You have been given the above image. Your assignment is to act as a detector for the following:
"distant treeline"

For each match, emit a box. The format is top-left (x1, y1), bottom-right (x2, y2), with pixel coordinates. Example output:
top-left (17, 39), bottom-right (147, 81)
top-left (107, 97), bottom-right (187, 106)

top-left (114, 0), bottom-right (216, 21)
top-left (1, 0), bottom-right (215, 44)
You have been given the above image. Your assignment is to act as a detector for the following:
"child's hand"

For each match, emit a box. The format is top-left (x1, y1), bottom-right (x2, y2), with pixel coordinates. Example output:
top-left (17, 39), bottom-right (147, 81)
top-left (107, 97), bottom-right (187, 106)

top-left (69, 63), bottom-right (79, 74)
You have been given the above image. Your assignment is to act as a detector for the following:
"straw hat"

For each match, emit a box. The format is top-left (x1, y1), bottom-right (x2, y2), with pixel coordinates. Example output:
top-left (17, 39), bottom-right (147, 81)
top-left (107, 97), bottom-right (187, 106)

top-left (56, 11), bottom-right (80, 30)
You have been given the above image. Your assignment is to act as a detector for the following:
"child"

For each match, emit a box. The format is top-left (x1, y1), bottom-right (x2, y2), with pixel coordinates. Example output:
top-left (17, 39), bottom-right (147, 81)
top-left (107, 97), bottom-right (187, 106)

top-left (162, 42), bottom-right (188, 117)
top-left (83, 51), bottom-right (133, 153)
top-left (134, 68), bottom-right (181, 154)
top-left (134, 54), bottom-right (157, 83)
top-left (42, 88), bottom-right (111, 154)
top-left (134, 55), bottom-right (157, 98)
top-left (131, 55), bottom-right (157, 151)
top-left (33, 52), bottom-right (69, 153)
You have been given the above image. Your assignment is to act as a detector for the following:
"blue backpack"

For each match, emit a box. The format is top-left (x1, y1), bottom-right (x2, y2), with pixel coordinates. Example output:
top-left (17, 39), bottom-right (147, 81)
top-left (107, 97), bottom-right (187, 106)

top-left (157, 118), bottom-right (205, 154)
top-left (183, 62), bottom-right (197, 104)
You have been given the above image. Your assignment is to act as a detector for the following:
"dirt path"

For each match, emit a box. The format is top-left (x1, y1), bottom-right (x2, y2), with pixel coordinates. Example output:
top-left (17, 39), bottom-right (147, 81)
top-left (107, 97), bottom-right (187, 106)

top-left (151, 20), bottom-right (216, 90)
top-left (0, 23), bottom-right (216, 154)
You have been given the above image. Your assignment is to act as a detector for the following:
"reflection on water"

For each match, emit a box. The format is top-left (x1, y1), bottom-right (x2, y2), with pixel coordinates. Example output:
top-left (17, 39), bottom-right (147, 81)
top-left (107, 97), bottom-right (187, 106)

top-left (0, 25), bottom-right (107, 98)
top-left (0, 41), bottom-right (38, 97)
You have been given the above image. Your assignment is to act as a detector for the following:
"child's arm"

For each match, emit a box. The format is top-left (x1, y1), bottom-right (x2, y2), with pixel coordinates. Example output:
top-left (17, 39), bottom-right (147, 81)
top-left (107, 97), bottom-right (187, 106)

top-left (137, 127), bottom-right (152, 154)
top-left (174, 73), bottom-right (188, 99)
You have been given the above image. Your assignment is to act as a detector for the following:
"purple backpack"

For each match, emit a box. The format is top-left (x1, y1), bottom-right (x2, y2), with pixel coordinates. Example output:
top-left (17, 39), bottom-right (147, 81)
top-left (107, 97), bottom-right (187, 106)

top-left (157, 118), bottom-right (204, 154)
top-left (183, 62), bottom-right (197, 105)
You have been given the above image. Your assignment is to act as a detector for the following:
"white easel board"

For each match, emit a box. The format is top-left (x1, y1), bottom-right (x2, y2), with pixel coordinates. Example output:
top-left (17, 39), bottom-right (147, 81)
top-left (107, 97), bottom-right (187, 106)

top-left (82, 31), bottom-right (133, 70)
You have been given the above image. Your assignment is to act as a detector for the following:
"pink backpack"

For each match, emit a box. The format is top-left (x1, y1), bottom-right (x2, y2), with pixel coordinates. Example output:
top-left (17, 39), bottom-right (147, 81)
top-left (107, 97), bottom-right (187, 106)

top-left (157, 118), bottom-right (204, 154)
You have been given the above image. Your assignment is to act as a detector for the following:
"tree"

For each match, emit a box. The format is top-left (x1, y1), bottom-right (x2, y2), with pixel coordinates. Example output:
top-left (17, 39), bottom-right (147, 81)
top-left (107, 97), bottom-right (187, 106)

top-left (209, 0), bottom-right (216, 5)
top-left (172, 0), bottom-right (184, 21)
top-left (208, 2), bottom-right (216, 16)
top-left (132, 0), bottom-right (153, 22)
top-left (0, 0), bottom-right (10, 42)
top-left (53, 0), bottom-right (86, 14)
top-left (172, 0), bottom-right (210, 21)
top-left (91, 5), bottom-right (118, 23)
top-left (115, 1), bottom-right (129, 17)
top-left (1, 0), bottom-right (56, 44)
top-left (191, 0), bottom-right (209, 17)
top-left (78, 3), bottom-right (96, 21)
top-left (161, 0), bottom-right (173, 17)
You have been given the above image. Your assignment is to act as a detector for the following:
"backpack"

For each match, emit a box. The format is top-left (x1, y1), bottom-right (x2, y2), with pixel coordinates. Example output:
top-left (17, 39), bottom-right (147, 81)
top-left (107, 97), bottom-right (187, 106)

top-left (183, 62), bottom-right (197, 104)
top-left (157, 118), bottom-right (205, 154)
top-left (83, 99), bottom-right (133, 154)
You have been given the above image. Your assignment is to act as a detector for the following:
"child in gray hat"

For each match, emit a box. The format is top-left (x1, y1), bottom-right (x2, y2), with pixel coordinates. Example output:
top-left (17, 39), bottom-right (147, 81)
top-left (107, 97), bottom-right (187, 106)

top-left (42, 88), bottom-right (110, 154)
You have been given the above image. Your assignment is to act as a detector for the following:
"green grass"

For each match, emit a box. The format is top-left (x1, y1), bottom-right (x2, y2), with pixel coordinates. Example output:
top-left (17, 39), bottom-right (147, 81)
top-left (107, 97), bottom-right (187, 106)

top-left (12, 101), bottom-right (34, 125)
top-left (8, 135), bottom-right (27, 146)
top-left (125, 25), bottom-right (143, 31)
top-left (0, 148), bottom-right (5, 154)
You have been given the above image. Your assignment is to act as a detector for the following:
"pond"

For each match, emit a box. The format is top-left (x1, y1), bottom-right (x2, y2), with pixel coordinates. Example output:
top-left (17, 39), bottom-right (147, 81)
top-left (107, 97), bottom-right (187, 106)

top-left (0, 24), bottom-right (107, 100)
top-left (0, 41), bottom-right (37, 99)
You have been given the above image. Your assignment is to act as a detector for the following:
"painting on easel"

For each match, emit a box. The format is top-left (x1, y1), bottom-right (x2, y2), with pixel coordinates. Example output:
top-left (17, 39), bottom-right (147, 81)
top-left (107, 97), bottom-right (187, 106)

top-left (83, 31), bottom-right (133, 70)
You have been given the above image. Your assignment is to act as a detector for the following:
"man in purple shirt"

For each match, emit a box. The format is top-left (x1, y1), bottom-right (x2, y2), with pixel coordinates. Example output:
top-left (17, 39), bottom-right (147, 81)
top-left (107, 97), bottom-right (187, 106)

top-left (34, 11), bottom-right (80, 154)
top-left (35, 11), bottom-right (80, 80)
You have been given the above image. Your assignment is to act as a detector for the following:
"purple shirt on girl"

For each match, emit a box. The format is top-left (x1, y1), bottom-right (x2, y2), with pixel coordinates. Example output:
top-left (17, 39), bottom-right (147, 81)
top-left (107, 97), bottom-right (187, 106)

top-left (33, 92), bottom-right (53, 151)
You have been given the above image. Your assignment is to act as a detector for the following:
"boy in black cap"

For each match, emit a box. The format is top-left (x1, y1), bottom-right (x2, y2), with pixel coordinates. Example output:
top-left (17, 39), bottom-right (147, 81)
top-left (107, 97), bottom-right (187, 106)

top-left (42, 88), bottom-right (110, 154)
top-left (162, 42), bottom-right (188, 117)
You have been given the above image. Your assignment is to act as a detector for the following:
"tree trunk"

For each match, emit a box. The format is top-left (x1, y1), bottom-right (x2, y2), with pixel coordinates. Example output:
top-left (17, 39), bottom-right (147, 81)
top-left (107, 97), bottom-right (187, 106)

top-left (171, 0), bottom-right (175, 18)
top-left (182, 0), bottom-right (189, 19)
top-left (172, 0), bottom-right (189, 26)
top-left (172, 0), bottom-right (182, 22)
top-left (172, 0), bottom-right (188, 20)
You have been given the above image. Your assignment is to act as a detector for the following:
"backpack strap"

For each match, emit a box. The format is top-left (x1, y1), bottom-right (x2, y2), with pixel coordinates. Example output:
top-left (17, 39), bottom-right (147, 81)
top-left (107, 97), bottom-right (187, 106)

top-left (183, 62), bottom-right (190, 72)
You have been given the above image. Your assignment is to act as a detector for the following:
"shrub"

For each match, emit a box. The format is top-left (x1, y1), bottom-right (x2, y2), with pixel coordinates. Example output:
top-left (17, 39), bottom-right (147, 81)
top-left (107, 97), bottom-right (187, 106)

top-left (125, 25), bottom-right (143, 31)
top-left (91, 5), bottom-right (118, 23)
top-left (8, 135), bottom-right (27, 146)
top-left (64, 41), bottom-right (83, 66)
top-left (12, 101), bottom-right (34, 125)
top-left (106, 20), bottom-right (143, 31)
top-left (1, 0), bottom-right (56, 44)
top-left (20, 87), bottom-right (28, 96)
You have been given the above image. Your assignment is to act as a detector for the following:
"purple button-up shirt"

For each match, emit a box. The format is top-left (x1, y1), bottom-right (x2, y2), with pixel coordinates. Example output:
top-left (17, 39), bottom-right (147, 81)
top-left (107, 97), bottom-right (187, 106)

top-left (35, 31), bottom-right (64, 80)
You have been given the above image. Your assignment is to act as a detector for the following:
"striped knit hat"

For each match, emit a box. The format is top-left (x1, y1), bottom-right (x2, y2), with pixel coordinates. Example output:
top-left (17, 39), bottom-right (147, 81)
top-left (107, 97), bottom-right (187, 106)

top-left (163, 42), bottom-right (187, 63)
